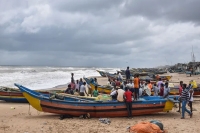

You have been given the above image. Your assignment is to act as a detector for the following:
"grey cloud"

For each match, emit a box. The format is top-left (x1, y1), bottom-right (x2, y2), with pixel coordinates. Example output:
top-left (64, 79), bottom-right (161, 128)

top-left (122, 0), bottom-right (200, 24)
top-left (0, 0), bottom-right (200, 67)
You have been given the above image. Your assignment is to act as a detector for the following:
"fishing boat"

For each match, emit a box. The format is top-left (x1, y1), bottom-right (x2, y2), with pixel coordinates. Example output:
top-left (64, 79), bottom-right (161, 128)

top-left (0, 86), bottom-right (63, 103)
top-left (15, 83), bottom-right (177, 117)
top-left (0, 87), bottom-right (29, 102)
top-left (84, 77), bottom-right (112, 94)
top-left (170, 86), bottom-right (200, 95)
top-left (96, 70), bottom-right (107, 77)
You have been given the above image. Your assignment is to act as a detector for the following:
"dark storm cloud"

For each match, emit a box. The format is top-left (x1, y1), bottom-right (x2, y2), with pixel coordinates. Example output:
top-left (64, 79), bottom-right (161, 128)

top-left (122, 0), bottom-right (200, 24)
top-left (0, 0), bottom-right (200, 67)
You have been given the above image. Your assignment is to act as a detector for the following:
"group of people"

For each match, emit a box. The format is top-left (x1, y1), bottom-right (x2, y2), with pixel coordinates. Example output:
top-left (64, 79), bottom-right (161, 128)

top-left (177, 81), bottom-right (193, 119)
top-left (65, 73), bottom-right (89, 96)
top-left (65, 73), bottom-right (99, 97)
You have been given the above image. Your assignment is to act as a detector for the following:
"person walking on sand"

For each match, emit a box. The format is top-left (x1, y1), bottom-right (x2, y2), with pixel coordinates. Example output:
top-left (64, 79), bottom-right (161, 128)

top-left (124, 87), bottom-right (133, 118)
top-left (177, 81), bottom-right (183, 112)
top-left (180, 84), bottom-right (192, 119)
top-left (163, 82), bottom-right (170, 98)
top-left (188, 88), bottom-right (194, 113)
top-left (125, 67), bottom-right (130, 81)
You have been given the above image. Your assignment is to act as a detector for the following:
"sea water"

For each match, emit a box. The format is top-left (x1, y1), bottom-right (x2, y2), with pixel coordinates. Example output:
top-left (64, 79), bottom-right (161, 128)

top-left (0, 66), bottom-right (120, 90)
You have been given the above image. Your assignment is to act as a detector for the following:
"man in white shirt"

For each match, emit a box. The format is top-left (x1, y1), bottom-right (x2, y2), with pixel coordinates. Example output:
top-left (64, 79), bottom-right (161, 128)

top-left (118, 72), bottom-right (123, 82)
top-left (79, 82), bottom-right (89, 96)
top-left (163, 82), bottom-right (170, 98)
top-left (153, 83), bottom-right (159, 96)
top-left (117, 86), bottom-right (125, 102)
top-left (127, 80), bottom-right (134, 93)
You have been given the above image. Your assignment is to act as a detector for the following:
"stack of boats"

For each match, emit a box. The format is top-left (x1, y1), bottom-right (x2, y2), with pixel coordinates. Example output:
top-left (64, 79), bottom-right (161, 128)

top-left (1, 75), bottom-right (200, 118)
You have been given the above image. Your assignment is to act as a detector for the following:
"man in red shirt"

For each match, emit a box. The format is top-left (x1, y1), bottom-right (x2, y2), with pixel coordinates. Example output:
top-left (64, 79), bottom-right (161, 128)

top-left (124, 87), bottom-right (133, 118)
top-left (177, 81), bottom-right (183, 112)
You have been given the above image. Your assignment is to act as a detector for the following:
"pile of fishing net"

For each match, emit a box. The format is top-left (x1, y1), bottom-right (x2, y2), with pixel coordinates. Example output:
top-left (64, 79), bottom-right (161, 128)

top-left (129, 120), bottom-right (167, 133)
top-left (96, 94), bottom-right (112, 101)
top-left (0, 86), bottom-right (20, 92)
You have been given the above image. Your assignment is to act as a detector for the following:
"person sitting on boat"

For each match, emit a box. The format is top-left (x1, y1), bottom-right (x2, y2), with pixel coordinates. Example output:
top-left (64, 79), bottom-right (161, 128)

top-left (115, 78), bottom-right (121, 87)
top-left (127, 79), bottom-right (134, 93)
top-left (117, 85), bottom-right (125, 102)
top-left (153, 83), bottom-right (159, 96)
top-left (147, 80), bottom-right (153, 91)
top-left (79, 82), bottom-right (89, 96)
top-left (70, 80), bottom-right (76, 90)
top-left (110, 88), bottom-right (118, 100)
top-left (65, 84), bottom-right (74, 95)
top-left (142, 83), bottom-right (151, 96)
top-left (79, 78), bottom-right (83, 91)
top-left (107, 78), bottom-right (112, 86)
top-left (163, 82), bottom-right (170, 98)
top-left (122, 81), bottom-right (127, 90)
top-left (93, 78), bottom-right (99, 86)
top-left (124, 87), bottom-right (133, 118)
top-left (91, 86), bottom-right (99, 97)
top-left (159, 83), bottom-right (164, 97)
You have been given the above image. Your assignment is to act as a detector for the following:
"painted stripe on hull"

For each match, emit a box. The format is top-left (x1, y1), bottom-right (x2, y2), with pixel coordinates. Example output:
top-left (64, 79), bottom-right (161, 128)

top-left (41, 100), bottom-right (165, 110)
top-left (41, 107), bottom-right (163, 117)
top-left (40, 101), bottom-right (165, 117)
top-left (0, 92), bottom-right (23, 97)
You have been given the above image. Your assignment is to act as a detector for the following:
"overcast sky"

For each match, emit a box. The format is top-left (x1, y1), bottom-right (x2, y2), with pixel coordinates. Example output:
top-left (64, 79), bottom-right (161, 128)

top-left (0, 0), bottom-right (200, 68)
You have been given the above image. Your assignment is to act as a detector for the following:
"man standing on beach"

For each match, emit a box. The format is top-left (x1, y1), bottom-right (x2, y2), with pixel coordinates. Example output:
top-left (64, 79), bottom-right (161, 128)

top-left (125, 67), bottom-right (130, 81)
top-left (180, 84), bottom-right (192, 119)
top-left (124, 87), bottom-right (133, 118)
top-left (177, 81), bottom-right (183, 112)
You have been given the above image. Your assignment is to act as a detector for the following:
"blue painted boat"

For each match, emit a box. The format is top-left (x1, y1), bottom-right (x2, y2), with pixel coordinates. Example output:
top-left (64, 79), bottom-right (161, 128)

top-left (15, 83), bottom-right (177, 117)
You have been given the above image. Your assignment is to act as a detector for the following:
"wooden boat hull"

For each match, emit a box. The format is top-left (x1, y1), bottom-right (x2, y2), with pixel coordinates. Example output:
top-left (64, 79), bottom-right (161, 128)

top-left (84, 77), bottom-right (112, 94)
top-left (96, 70), bottom-right (107, 77)
top-left (15, 84), bottom-right (176, 117)
top-left (0, 89), bottom-right (28, 102)
top-left (0, 87), bottom-right (58, 103)
top-left (170, 87), bottom-right (200, 95)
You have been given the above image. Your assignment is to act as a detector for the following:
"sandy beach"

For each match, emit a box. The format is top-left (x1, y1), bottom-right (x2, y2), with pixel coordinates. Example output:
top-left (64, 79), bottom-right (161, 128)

top-left (1, 73), bottom-right (200, 133)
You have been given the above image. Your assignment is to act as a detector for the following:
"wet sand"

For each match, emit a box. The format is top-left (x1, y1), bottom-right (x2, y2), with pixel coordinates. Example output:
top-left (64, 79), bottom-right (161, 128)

top-left (1, 73), bottom-right (200, 133)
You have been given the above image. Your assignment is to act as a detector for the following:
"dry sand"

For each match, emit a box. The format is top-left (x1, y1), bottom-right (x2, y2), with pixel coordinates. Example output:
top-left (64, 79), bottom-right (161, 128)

top-left (1, 73), bottom-right (200, 133)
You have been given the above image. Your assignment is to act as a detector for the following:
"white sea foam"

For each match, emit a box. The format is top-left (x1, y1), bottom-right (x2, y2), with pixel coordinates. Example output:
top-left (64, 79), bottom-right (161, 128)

top-left (0, 66), bottom-right (120, 90)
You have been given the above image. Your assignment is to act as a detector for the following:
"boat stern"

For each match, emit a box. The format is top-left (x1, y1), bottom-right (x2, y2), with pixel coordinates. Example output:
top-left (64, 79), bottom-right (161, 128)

top-left (163, 100), bottom-right (174, 112)
top-left (23, 92), bottom-right (43, 111)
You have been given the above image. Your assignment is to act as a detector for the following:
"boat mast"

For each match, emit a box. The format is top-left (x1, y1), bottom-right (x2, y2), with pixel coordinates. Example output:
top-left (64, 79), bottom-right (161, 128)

top-left (191, 46), bottom-right (195, 74)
